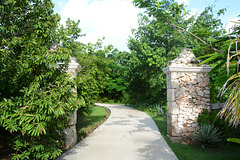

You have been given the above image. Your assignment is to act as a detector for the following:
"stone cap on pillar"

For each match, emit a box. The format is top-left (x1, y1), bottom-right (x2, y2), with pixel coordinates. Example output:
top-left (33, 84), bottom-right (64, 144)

top-left (162, 48), bottom-right (213, 74)
top-left (49, 44), bottom-right (80, 72)
top-left (68, 57), bottom-right (81, 72)
top-left (54, 57), bottom-right (81, 72)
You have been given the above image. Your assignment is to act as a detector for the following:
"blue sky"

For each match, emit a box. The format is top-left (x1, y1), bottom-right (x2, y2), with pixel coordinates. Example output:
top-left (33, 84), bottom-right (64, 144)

top-left (52, 0), bottom-right (239, 51)
top-left (183, 0), bottom-right (239, 26)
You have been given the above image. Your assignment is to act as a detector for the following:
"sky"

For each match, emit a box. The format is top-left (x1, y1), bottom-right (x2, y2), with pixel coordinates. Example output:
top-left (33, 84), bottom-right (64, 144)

top-left (52, 0), bottom-right (240, 51)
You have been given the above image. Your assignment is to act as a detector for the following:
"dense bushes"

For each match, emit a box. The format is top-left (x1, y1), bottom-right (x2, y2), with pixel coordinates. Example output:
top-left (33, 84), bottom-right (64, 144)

top-left (195, 109), bottom-right (240, 147)
top-left (0, 0), bottom-right (83, 159)
top-left (198, 110), bottom-right (240, 139)
top-left (74, 40), bottom-right (126, 108)
top-left (0, 1), bottom-right (127, 158)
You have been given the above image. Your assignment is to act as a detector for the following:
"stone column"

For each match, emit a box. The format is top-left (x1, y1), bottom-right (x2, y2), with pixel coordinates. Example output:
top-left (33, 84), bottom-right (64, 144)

top-left (162, 49), bottom-right (212, 144)
top-left (64, 57), bottom-right (81, 149)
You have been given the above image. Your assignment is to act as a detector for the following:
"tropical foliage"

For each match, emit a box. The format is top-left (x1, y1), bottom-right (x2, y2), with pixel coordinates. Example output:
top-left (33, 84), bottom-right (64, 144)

top-left (0, 0), bottom-right (83, 159)
top-left (197, 110), bottom-right (240, 139)
top-left (123, 0), bottom-right (226, 105)
top-left (217, 20), bottom-right (240, 127)
top-left (227, 138), bottom-right (240, 144)
top-left (75, 39), bottom-right (114, 110)
top-left (124, 13), bottom-right (189, 104)
top-left (1, 0), bottom-right (239, 158)
top-left (132, 0), bottom-right (240, 127)
top-left (193, 123), bottom-right (222, 148)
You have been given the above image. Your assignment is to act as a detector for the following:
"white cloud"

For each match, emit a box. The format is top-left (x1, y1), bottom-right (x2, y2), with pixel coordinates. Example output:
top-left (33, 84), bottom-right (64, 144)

top-left (187, 8), bottom-right (202, 18)
top-left (60, 0), bottom-right (141, 51)
top-left (224, 18), bottom-right (240, 34)
top-left (176, 0), bottom-right (189, 5)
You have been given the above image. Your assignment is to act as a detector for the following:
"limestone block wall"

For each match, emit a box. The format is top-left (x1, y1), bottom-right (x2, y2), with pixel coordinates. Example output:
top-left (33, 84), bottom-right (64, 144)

top-left (163, 49), bottom-right (213, 144)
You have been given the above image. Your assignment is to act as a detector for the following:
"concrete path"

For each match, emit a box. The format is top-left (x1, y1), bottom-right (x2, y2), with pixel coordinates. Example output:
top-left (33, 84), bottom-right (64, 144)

top-left (57, 103), bottom-right (178, 160)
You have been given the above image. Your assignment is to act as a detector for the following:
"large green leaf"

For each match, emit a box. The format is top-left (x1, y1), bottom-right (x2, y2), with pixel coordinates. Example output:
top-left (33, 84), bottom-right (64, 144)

top-left (199, 52), bottom-right (224, 65)
top-left (227, 138), bottom-right (240, 144)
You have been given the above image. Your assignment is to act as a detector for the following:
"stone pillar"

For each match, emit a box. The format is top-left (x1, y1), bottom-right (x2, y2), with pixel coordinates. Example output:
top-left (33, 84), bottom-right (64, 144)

top-left (64, 57), bottom-right (81, 149)
top-left (162, 49), bottom-right (212, 144)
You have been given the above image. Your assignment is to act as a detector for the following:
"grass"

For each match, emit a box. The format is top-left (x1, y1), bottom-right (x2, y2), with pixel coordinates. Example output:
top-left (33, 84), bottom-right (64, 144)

top-left (129, 105), bottom-right (240, 160)
top-left (76, 106), bottom-right (110, 142)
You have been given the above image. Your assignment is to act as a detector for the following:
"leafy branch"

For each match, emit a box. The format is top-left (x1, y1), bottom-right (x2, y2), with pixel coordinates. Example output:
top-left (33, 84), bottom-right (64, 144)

top-left (167, 23), bottom-right (224, 53)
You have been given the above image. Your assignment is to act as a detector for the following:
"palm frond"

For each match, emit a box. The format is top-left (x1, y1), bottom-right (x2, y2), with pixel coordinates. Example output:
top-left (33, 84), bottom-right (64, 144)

top-left (218, 78), bottom-right (240, 127)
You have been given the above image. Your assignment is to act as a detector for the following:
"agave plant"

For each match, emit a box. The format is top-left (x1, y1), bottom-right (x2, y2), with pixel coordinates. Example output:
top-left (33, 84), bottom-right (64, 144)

top-left (193, 123), bottom-right (222, 148)
top-left (153, 104), bottom-right (167, 117)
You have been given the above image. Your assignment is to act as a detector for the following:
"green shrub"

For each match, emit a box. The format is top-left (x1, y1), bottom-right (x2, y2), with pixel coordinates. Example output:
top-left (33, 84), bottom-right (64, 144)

top-left (0, 1), bottom-right (83, 159)
top-left (198, 110), bottom-right (219, 124)
top-left (193, 123), bottom-right (222, 148)
top-left (198, 110), bottom-right (240, 138)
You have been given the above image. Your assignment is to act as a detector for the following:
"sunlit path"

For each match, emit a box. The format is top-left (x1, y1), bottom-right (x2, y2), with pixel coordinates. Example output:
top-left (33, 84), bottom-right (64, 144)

top-left (57, 103), bottom-right (177, 160)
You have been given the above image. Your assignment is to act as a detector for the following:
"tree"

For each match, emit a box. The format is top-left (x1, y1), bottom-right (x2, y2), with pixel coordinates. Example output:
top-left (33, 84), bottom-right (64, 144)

top-left (0, 0), bottom-right (82, 159)
top-left (124, 10), bottom-right (192, 104)
top-left (55, 18), bottom-right (127, 108)
top-left (56, 18), bottom-right (85, 56)
top-left (133, 0), bottom-right (240, 126)
top-left (71, 39), bottom-right (113, 109)
top-left (103, 49), bottom-right (129, 102)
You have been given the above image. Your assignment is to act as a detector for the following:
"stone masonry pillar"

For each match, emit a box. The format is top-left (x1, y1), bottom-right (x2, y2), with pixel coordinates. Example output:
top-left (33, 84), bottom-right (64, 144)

top-left (64, 57), bottom-right (81, 149)
top-left (162, 49), bottom-right (212, 144)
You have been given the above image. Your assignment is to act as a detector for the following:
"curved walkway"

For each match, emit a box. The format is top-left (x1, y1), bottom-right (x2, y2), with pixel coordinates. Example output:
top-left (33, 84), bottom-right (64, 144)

top-left (57, 103), bottom-right (178, 160)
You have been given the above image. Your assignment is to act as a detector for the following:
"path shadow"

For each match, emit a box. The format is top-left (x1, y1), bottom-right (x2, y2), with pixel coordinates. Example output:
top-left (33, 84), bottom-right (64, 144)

top-left (56, 141), bottom-right (89, 160)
